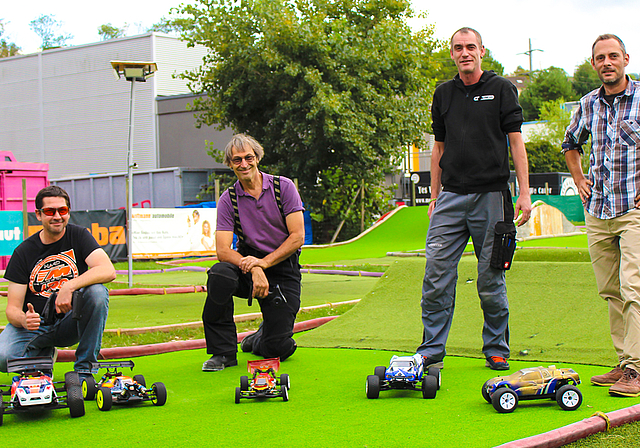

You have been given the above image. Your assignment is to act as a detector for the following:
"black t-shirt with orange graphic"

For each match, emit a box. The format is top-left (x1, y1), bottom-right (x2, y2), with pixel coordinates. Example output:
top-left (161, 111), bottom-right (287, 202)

top-left (4, 223), bottom-right (101, 315)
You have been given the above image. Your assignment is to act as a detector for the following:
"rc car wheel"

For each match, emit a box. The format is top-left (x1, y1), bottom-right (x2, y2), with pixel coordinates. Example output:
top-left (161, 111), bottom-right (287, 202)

top-left (151, 382), bottom-right (167, 406)
top-left (133, 374), bottom-right (146, 388)
top-left (556, 384), bottom-right (582, 411)
top-left (235, 387), bottom-right (242, 404)
top-left (280, 373), bottom-right (290, 390)
top-left (240, 376), bottom-right (250, 391)
top-left (374, 366), bottom-right (386, 381)
top-left (67, 383), bottom-right (85, 418)
top-left (82, 376), bottom-right (96, 400)
top-left (366, 375), bottom-right (380, 399)
top-left (282, 385), bottom-right (289, 402)
top-left (65, 371), bottom-right (81, 390)
top-left (422, 375), bottom-right (438, 399)
top-left (492, 388), bottom-right (518, 413)
top-left (481, 379), bottom-right (493, 403)
top-left (427, 367), bottom-right (441, 390)
top-left (97, 387), bottom-right (113, 411)
top-left (0, 396), bottom-right (4, 426)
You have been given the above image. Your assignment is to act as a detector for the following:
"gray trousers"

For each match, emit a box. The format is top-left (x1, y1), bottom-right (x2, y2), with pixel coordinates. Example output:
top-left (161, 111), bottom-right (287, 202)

top-left (417, 190), bottom-right (511, 361)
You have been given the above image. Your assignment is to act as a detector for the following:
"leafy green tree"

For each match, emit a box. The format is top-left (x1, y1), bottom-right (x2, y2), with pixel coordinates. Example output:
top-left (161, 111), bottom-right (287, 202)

top-left (519, 67), bottom-right (577, 121)
top-left (524, 99), bottom-right (572, 173)
top-left (572, 59), bottom-right (600, 97)
top-left (508, 66), bottom-right (529, 77)
top-left (98, 23), bottom-right (128, 41)
top-left (0, 19), bottom-right (20, 57)
top-left (29, 14), bottom-right (72, 50)
top-left (177, 0), bottom-right (437, 242)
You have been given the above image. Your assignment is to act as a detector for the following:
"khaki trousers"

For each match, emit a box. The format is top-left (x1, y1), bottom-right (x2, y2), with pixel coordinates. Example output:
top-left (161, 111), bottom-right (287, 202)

top-left (586, 209), bottom-right (640, 370)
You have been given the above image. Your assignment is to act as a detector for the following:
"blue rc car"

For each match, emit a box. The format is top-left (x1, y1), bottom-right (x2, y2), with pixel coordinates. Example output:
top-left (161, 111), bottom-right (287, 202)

top-left (366, 354), bottom-right (440, 399)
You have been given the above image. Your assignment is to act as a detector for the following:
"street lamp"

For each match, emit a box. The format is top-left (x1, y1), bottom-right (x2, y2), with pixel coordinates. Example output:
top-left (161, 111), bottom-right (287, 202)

top-left (110, 60), bottom-right (158, 287)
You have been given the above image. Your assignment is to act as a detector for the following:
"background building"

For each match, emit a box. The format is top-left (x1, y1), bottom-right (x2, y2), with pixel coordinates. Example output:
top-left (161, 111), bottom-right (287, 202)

top-left (0, 32), bottom-right (229, 181)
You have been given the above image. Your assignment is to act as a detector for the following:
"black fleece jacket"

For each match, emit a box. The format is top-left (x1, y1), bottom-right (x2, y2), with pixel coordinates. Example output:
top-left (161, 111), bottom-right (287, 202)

top-left (431, 70), bottom-right (523, 194)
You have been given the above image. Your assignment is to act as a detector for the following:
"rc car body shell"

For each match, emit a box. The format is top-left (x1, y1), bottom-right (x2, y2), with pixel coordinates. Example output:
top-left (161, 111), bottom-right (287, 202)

top-left (11, 375), bottom-right (56, 407)
top-left (87, 361), bottom-right (167, 411)
top-left (235, 358), bottom-right (289, 403)
top-left (366, 354), bottom-right (439, 399)
top-left (484, 365), bottom-right (582, 413)
top-left (0, 357), bottom-right (85, 424)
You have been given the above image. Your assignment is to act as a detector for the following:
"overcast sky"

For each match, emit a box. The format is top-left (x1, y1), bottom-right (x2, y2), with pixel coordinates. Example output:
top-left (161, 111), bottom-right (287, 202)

top-left (2, 0), bottom-right (639, 76)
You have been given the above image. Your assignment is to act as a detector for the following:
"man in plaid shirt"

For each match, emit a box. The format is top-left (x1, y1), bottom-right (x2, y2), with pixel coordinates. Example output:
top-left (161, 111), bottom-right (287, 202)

top-left (563, 34), bottom-right (640, 397)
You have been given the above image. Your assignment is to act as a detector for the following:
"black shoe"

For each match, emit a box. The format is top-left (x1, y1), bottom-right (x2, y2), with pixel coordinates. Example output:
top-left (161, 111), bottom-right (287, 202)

top-left (422, 356), bottom-right (444, 370)
top-left (280, 340), bottom-right (297, 362)
top-left (202, 355), bottom-right (238, 372)
top-left (241, 330), bottom-right (260, 353)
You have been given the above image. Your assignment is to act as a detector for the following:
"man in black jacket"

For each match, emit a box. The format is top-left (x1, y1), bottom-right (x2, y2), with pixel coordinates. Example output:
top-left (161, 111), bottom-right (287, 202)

top-left (416, 27), bottom-right (531, 371)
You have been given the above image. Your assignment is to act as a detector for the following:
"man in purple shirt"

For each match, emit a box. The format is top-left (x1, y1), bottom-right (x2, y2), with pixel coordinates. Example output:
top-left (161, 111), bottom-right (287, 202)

top-left (201, 134), bottom-right (305, 371)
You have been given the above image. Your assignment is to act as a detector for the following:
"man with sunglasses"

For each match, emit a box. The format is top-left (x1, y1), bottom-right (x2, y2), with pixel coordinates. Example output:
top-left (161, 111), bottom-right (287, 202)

top-left (0, 186), bottom-right (116, 376)
top-left (201, 134), bottom-right (305, 371)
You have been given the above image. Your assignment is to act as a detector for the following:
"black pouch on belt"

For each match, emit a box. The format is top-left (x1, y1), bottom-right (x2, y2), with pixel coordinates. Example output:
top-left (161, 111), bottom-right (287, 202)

top-left (490, 190), bottom-right (517, 270)
top-left (490, 221), bottom-right (517, 270)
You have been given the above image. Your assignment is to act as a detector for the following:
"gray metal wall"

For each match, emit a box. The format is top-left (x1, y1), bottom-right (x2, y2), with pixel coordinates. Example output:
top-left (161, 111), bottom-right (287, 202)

top-left (0, 33), bottom-right (209, 179)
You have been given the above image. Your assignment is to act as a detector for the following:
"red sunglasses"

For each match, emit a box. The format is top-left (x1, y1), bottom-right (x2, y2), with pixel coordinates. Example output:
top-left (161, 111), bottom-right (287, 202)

top-left (38, 206), bottom-right (70, 216)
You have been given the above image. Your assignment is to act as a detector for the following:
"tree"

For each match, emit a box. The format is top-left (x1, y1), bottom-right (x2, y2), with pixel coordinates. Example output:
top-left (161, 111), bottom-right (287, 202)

top-left (572, 59), bottom-right (600, 97)
top-left (0, 19), bottom-right (20, 57)
top-left (519, 67), bottom-right (576, 121)
top-left (524, 99), bottom-right (572, 173)
top-left (432, 46), bottom-right (503, 84)
top-left (29, 14), bottom-right (72, 50)
top-left (177, 0), bottom-right (437, 242)
top-left (98, 23), bottom-right (128, 41)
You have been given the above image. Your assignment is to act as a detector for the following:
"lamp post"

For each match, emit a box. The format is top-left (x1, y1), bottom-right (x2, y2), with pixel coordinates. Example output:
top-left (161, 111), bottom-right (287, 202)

top-left (110, 61), bottom-right (158, 287)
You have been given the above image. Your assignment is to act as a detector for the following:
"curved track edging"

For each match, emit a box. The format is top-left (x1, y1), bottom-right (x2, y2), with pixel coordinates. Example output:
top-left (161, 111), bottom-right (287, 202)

top-left (496, 403), bottom-right (640, 447)
top-left (57, 316), bottom-right (337, 362)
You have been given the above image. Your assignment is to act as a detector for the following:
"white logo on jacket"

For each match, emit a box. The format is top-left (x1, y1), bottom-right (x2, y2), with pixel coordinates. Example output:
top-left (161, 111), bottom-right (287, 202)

top-left (473, 95), bottom-right (495, 101)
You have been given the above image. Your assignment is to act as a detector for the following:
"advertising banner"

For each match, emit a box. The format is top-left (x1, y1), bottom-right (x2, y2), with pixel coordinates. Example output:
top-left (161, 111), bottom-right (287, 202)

top-left (27, 210), bottom-right (127, 261)
top-left (132, 208), bottom-right (217, 259)
top-left (0, 211), bottom-right (24, 256)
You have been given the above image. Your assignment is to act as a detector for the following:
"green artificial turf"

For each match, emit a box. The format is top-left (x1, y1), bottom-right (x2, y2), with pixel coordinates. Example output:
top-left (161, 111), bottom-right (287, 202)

top-left (297, 257), bottom-right (616, 366)
top-left (1, 349), bottom-right (636, 448)
top-left (300, 206), bottom-right (430, 264)
top-left (0, 273), bottom-right (378, 329)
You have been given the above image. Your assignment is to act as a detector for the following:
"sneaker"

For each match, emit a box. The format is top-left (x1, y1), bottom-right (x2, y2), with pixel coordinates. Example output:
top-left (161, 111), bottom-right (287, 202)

top-left (202, 355), bottom-right (238, 372)
top-left (609, 368), bottom-right (640, 397)
top-left (422, 356), bottom-right (444, 370)
top-left (486, 356), bottom-right (510, 371)
top-left (591, 365), bottom-right (624, 387)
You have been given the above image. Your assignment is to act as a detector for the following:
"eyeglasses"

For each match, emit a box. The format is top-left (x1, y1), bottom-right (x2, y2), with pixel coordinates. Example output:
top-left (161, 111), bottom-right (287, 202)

top-left (230, 154), bottom-right (256, 165)
top-left (38, 206), bottom-right (70, 216)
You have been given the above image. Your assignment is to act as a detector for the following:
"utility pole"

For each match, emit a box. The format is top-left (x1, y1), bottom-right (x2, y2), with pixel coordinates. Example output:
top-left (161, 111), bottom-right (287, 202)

top-left (518, 38), bottom-right (543, 76)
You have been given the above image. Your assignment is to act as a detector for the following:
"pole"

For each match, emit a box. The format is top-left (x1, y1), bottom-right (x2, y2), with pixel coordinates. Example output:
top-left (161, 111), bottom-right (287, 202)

top-left (126, 79), bottom-right (136, 288)
top-left (529, 38), bottom-right (533, 75)
top-left (22, 179), bottom-right (28, 240)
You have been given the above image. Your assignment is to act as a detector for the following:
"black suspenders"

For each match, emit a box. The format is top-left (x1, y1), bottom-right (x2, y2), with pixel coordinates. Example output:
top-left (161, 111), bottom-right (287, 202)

top-left (228, 176), bottom-right (285, 251)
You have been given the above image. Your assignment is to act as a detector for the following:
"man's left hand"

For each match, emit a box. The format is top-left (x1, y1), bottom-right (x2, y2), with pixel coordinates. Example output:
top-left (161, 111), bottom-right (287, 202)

top-left (514, 194), bottom-right (532, 226)
top-left (239, 255), bottom-right (267, 274)
top-left (55, 287), bottom-right (73, 314)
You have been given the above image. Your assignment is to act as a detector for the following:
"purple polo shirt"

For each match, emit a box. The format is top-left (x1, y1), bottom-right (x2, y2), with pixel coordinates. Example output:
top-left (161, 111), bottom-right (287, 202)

top-left (217, 172), bottom-right (304, 253)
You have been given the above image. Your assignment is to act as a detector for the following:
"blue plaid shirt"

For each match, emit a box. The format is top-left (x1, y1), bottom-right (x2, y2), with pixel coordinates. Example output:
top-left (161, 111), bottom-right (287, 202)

top-left (562, 77), bottom-right (640, 219)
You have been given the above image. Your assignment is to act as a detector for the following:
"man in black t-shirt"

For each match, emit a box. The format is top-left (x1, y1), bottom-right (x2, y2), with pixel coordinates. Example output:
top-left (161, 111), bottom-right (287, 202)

top-left (0, 186), bottom-right (116, 375)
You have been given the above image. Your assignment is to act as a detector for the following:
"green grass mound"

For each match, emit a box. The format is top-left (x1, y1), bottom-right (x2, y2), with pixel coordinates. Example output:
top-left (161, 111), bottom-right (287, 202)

top-left (297, 258), bottom-right (615, 366)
